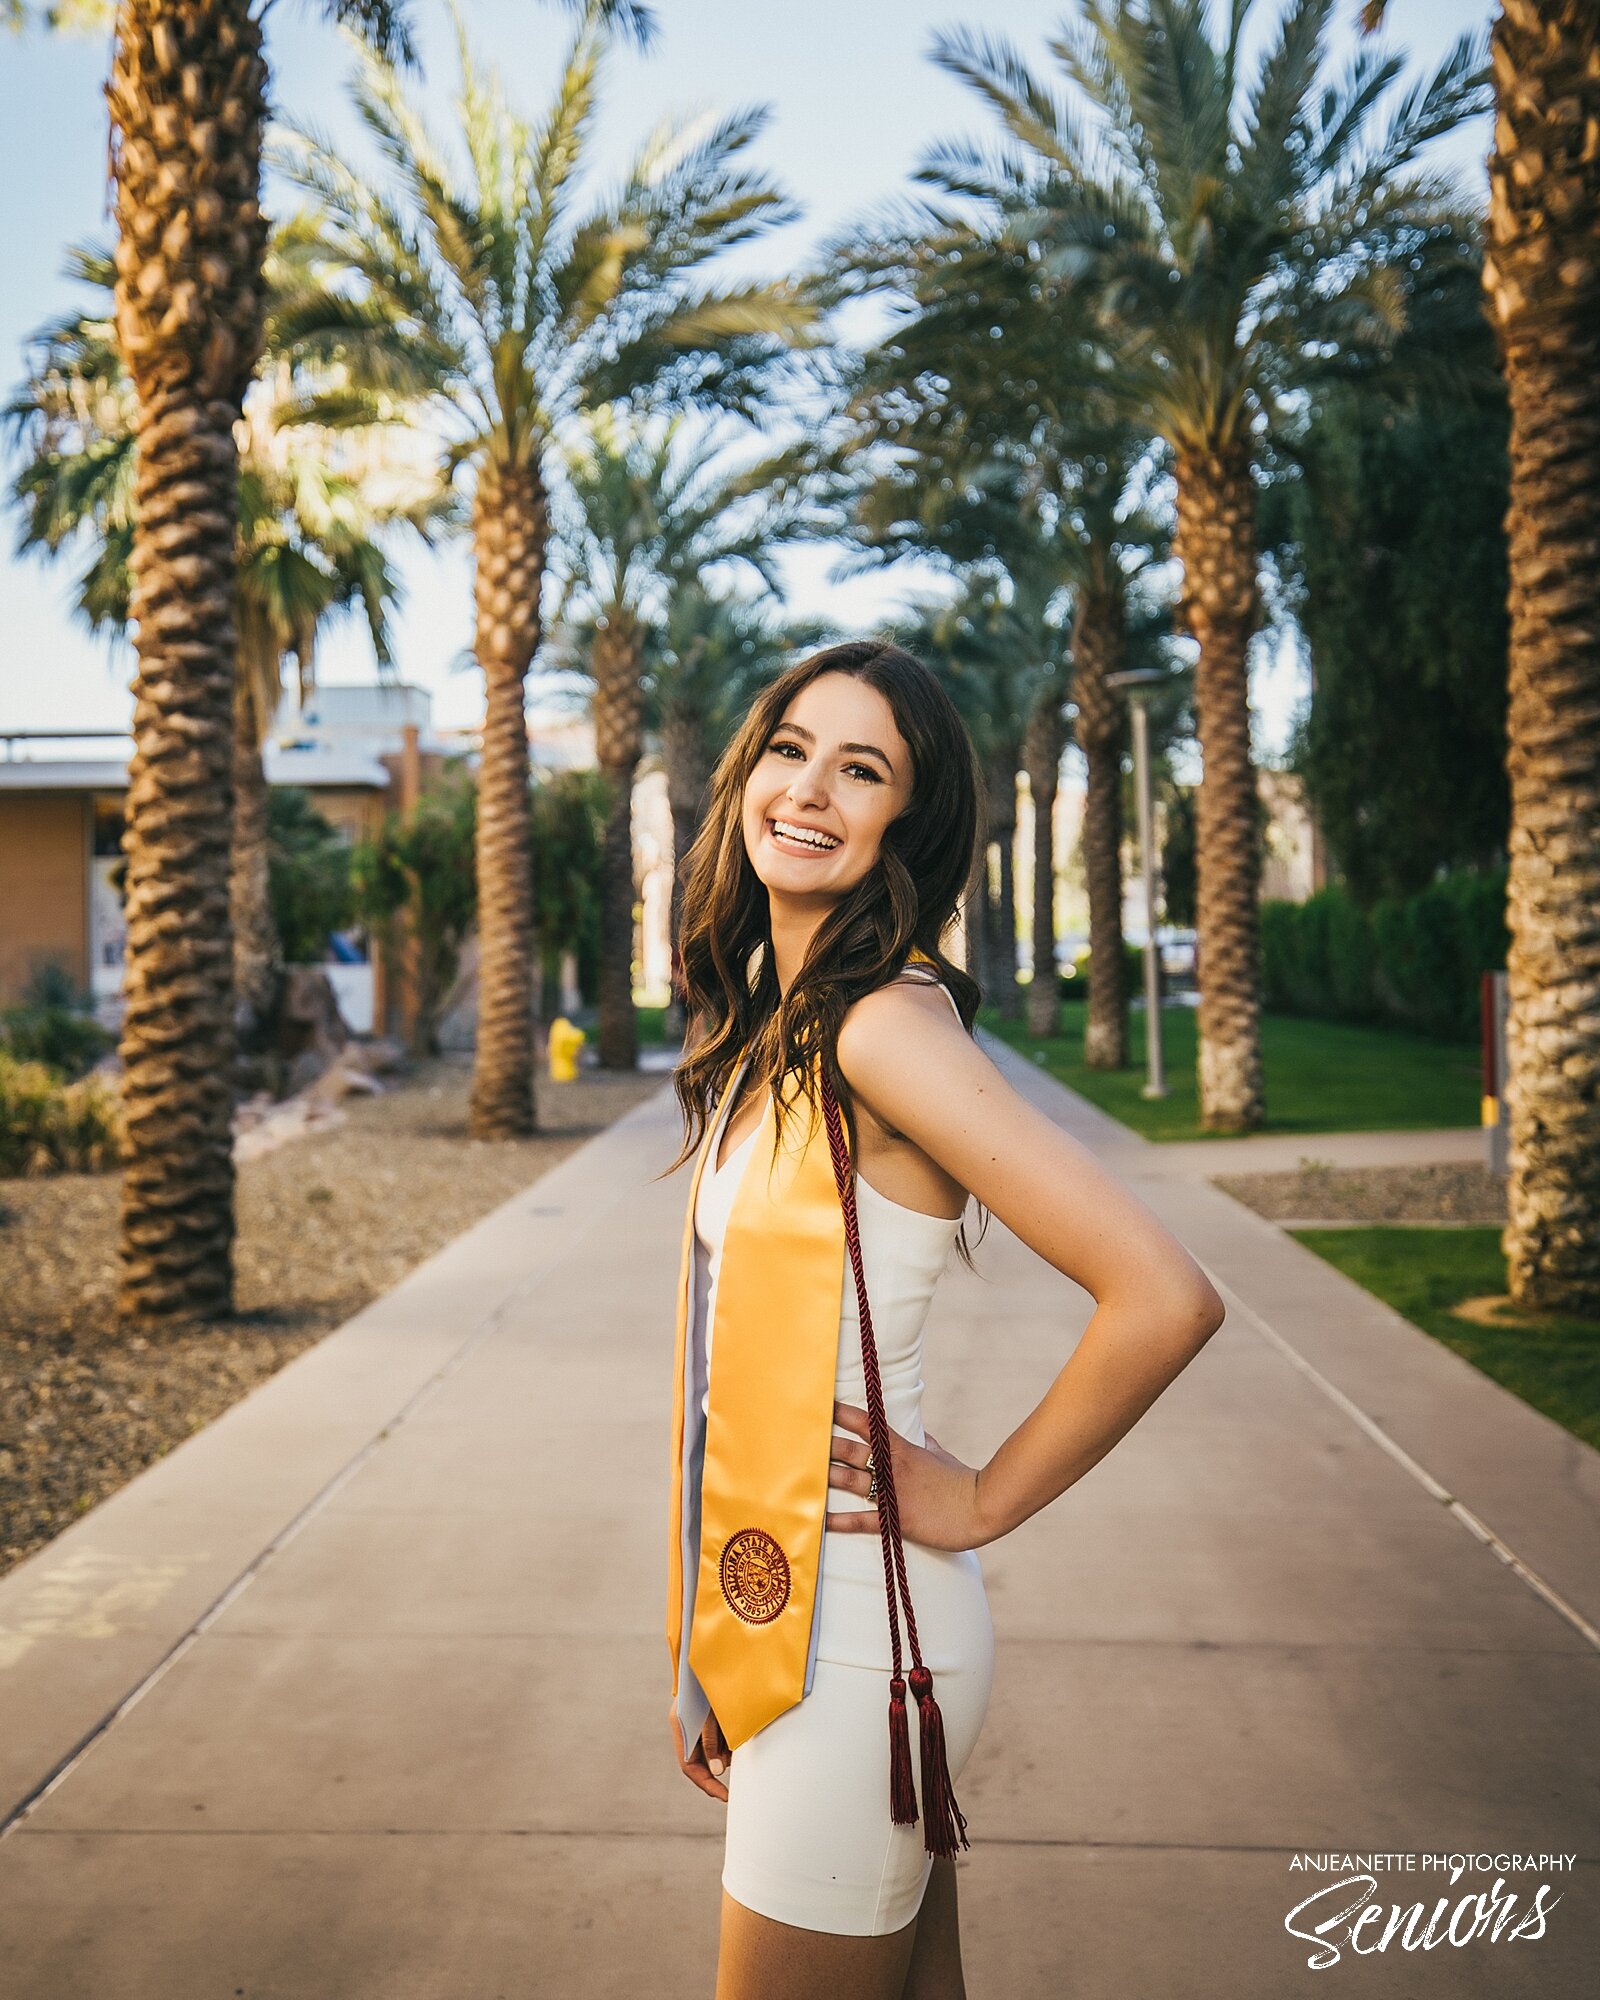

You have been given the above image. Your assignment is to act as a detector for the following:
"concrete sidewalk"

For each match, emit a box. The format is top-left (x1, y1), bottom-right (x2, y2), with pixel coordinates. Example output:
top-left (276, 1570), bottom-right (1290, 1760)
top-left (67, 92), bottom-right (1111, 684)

top-left (1138, 1122), bottom-right (1488, 1175)
top-left (0, 1044), bottom-right (1595, 1997)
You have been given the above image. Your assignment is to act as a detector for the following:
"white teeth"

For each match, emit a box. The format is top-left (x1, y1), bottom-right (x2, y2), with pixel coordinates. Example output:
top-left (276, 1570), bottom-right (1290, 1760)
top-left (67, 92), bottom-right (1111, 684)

top-left (770, 819), bottom-right (839, 851)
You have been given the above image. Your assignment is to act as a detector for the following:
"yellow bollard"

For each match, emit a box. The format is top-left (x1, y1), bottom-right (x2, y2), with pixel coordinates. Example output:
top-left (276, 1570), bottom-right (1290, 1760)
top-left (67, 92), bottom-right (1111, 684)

top-left (548, 1016), bottom-right (587, 1082)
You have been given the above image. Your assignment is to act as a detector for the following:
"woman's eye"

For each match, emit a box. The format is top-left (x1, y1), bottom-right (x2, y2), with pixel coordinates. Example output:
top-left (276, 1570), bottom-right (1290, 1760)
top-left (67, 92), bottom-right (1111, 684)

top-left (765, 739), bottom-right (880, 782)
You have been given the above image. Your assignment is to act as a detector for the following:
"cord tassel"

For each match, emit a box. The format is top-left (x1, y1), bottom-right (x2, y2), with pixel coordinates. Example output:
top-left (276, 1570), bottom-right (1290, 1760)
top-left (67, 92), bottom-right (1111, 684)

top-left (887, 1673), bottom-right (918, 1825)
top-left (909, 1664), bottom-right (970, 1858)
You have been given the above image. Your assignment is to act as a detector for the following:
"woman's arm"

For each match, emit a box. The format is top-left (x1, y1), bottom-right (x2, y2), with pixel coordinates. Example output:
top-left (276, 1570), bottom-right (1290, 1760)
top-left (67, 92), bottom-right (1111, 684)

top-left (836, 982), bottom-right (1225, 1548)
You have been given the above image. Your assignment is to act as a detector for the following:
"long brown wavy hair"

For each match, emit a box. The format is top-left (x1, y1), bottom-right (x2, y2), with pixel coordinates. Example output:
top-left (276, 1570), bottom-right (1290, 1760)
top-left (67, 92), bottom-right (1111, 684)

top-left (665, 639), bottom-right (990, 1264)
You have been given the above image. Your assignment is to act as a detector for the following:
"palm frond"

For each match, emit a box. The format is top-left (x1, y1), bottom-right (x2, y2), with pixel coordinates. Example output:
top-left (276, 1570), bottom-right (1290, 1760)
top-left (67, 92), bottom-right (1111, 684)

top-left (1120, 0), bottom-right (1233, 205)
top-left (563, 0), bottom-right (657, 51)
top-left (523, 10), bottom-right (604, 291)
top-left (1369, 26), bottom-right (1492, 179)
top-left (1047, 5), bottom-right (1162, 214)
top-left (270, 2), bottom-right (807, 506)
top-left (927, 24), bottom-right (1089, 179)
top-left (1304, 41), bottom-right (1405, 179)
top-left (913, 134), bottom-right (1036, 209)
top-left (8, 213), bottom-right (438, 691)
top-left (1234, 0), bottom-right (1336, 213)
top-left (930, 0), bottom-right (1491, 455)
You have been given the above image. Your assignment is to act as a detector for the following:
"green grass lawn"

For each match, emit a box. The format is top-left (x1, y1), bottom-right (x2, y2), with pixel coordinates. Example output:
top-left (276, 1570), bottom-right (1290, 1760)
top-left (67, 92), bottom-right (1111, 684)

top-left (983, 1002), bottom-right (1481, 1141)
top-left (1292, 1226), bottom-right (1600, 1452)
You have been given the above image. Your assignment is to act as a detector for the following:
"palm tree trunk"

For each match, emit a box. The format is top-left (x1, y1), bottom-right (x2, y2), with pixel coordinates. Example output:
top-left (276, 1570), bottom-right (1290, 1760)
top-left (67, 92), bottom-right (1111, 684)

top-left (1074, 580), bottom-right (1130, 1071)
top-left (108, 0), bottom-right (268, 1325)
top-left (961, 865), bottom-right (987, 988)
top-left (230, 673), bottom-right (283, 1061)
top-left (994, 836), bottom-right (1017, 1014)
top-left (662, 705), bottom-right (711, 952)
top-left (413, 912), bottom-right (459, 1061)
top-left (468, 458), bottom-right (545, 1138)
top-left (1176, 444), bottom-right (1265, 1132)
top-left (1486, 0), bottom-right (1600, 1312)
top-left (986, 746), bottom-right (1021, 1018)
top-left (1023, 679), bottom-right (1067, 1037)
top-left (592, 614), bottom-right (645, 1070)
top-left (662, 704), bottom-right (710, 1039)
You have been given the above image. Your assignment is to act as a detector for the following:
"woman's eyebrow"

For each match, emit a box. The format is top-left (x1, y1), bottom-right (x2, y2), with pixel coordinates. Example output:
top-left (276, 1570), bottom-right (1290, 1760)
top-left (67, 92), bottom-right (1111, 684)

top-left (775, 722), bottom-right (895, 775)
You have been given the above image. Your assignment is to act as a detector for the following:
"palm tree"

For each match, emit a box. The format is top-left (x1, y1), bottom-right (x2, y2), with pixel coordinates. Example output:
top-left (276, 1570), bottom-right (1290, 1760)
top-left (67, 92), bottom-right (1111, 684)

top-left (831, 203), bottom-right (1172, 1062)
top-left (1475, 1), bottom-right (1600, 1312)
top-left (275, 2), bottom-right (811, 1133)
top-left (1019, 662), bottom-right (1070, 1035)
top-left (555, 412), bottom-right (807, 1068)
top-left (99, 0), bottom-right (284, 1322)
top-left (1360, 0), bottom-right (1598, 1309)
top-left (931, 0), bottom-right (1489, 1128)
top-left (7, 246), bottom-right (439, 1063)
top-left (228, 378), bottom-right (442, 1055)
top-left (802, 398), bottom-right (1048, 1015)
top-left (4, 0), bottom-right (642, 1323)
top-left (895, 559), bottom-right (1068, 1016)
top-left (971, 585), bottom-right (1052, 1023)
top-left (1067, 547), bottom-right (1131, 1063)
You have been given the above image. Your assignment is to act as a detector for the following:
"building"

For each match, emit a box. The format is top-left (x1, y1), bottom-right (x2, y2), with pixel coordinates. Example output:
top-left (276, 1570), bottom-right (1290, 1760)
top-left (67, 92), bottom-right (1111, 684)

top-left (1258, 766), bottom-right (1325, 904)
top-left (0, 684), bottom-right (453, 1031)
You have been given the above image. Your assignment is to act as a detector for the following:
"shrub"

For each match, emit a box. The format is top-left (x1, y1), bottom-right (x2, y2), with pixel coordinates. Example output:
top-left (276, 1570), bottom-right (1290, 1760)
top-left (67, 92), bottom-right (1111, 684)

top-left (0, 965), bottom-right (113, 1080)
top-left (1327, 887), bottom-right (1379, 1020)
top-left (531, 768), bottom-right (608, 1010)
top-left (1262, 871), bottom-right (1506, 1041)
top-left (350, 765), bottom-right (477, 1055)
top-left (1262, 888), bottom-right (1379, 1020)
top-left (268, 788), bottom-right (355, 964)
top-left (0, 1050), bottom-right (122, 1175)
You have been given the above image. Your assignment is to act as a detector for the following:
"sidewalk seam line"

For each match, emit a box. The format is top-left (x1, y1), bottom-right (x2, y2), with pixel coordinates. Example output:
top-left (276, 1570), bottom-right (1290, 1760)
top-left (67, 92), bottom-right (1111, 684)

top-left (988, 1033), bottom-right (1600, 1655)
top-left (1209, 1275), bottom-right (1600, 1655)
top-left (0, 1263), bottom-right (546, 1843)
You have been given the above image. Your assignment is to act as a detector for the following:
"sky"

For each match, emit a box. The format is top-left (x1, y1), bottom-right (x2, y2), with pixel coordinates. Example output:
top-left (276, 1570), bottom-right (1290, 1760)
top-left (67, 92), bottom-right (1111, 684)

top-left (0, 0), bottom-right (1493, 753)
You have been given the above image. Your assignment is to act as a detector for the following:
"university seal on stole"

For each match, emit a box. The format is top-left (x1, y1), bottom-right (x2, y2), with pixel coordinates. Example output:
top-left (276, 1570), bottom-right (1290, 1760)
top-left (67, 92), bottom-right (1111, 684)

top-left (719, 1526), bottom-right (791, 1625)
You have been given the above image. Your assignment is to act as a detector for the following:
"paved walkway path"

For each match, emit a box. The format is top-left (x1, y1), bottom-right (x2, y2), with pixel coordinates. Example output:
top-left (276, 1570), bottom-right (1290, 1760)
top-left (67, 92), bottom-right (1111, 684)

top-left (1097, 1121), bottom-right (1489, 1176)
top-left (0, 1043), bottom-right (1595, 1997)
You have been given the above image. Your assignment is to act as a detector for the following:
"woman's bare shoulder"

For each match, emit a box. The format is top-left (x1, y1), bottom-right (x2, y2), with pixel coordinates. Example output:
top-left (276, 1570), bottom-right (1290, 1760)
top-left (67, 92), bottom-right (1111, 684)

top-left (842, 969), bottom-right (963, 1027)
top-left (836, 973), bottom-right (1219, 1312)
top-left (835, 974), bottom-right (977, 1103)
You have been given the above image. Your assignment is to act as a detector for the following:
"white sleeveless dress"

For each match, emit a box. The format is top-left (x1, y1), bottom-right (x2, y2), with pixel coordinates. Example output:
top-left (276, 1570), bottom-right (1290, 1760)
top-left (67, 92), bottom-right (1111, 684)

top-left (683, 976), bottom-right (995, 1937)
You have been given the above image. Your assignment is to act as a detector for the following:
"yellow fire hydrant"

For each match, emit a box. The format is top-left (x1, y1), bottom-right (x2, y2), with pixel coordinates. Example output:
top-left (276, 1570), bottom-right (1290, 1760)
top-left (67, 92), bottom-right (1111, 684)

top-left (547, 1016), bottom-right (587, 1082)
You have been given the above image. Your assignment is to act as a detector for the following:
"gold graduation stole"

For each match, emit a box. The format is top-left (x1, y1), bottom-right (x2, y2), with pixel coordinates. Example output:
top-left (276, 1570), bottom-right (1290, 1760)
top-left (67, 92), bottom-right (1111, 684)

top-left (666, 1054), bottom-right (844, 1752)
top-left (665, 950), bottom-right (970, 1857)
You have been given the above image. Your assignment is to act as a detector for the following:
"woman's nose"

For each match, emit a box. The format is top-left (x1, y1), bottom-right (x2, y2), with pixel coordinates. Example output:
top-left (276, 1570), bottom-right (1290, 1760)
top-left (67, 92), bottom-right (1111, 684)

top-left (785, 758), bottom-right (830, 808)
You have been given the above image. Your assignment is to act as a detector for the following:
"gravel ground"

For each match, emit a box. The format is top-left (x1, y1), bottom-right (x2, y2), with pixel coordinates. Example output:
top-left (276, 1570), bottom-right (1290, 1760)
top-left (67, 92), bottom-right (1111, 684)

top-left (0, 1055), bottom-right (667, 1580)
top-left (1213, 1159), bottom-right (1508, 1225)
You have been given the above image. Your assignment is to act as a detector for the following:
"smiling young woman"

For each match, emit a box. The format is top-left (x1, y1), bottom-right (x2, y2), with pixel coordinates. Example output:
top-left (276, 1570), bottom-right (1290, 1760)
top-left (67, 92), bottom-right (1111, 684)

top-left (663, 641), bottom-right (1224, 1999)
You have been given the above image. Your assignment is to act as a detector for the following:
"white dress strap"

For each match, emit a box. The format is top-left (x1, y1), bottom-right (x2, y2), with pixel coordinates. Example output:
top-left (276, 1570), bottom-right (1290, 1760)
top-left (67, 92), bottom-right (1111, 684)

top-left (894, 967), bottom-right (963, 1026)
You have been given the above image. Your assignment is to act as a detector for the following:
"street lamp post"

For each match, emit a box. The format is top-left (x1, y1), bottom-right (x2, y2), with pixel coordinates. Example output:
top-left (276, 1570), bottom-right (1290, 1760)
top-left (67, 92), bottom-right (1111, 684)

top-left (1106, 667), bottom-right (1170, 1100)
